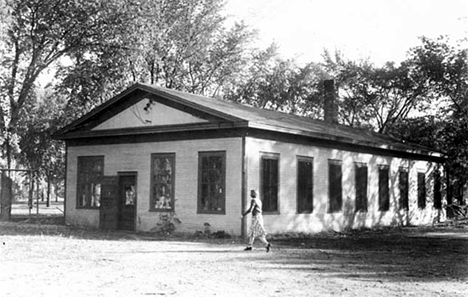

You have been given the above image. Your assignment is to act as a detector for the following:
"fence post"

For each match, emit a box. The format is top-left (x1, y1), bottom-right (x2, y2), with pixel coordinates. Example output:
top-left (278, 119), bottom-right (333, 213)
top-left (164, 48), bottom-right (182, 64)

top-left (28, 171), bottom-right (33, 217)
top-left (36, 174), bottom-right (39, 220)
top-left (47, 170), bottom-right (51, 207)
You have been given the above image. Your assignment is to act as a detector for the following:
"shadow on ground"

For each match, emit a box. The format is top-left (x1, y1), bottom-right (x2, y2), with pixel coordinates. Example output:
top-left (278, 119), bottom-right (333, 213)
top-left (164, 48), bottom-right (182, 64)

top-left (1, 218), bottom-right (467, 284)
top-left (268, 229), bottom-right (468, 283)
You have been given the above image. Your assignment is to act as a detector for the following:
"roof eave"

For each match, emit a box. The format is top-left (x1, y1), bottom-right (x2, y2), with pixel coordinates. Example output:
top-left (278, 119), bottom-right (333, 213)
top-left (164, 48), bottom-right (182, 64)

top-left (53, 121), bottom-right (249, 140)
top-left (247, 122), bottom-right (446, 162)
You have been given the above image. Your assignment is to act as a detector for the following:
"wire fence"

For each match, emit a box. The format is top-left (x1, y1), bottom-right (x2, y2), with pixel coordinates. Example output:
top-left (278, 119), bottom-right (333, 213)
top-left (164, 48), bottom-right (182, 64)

top-left (1, 169), bottom-right (64, 223)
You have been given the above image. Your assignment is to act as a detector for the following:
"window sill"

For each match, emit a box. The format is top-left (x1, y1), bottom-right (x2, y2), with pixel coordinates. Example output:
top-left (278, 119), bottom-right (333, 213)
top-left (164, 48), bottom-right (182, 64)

top-left (197, 210), bottom-right (226, 215)
top-left (149, 209), bottom-right (175, 212)
top-left (327, 210), bottom-right (343, 214)
top-left (263, 211), bottom-right (280, 215)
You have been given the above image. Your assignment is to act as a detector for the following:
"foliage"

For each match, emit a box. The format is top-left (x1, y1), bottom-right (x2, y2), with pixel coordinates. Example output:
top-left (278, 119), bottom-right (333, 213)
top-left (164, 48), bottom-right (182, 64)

top-left (404, 37), bottom-right (468, 188)
top-left (0, 0), bottom-right (259, 180)
top-left (321, 37), bottom-right (468, 198)
top-left (16, 86), bottom-right (66, 183)
top-left (0, 0), bottom-right (135, 168)
top-left (322, 50), bottom-right (431, 133)
top-left (391, 116), bottom-right (443, 149)
top-left (33, 0), bottom-right (256, 125)
top-left (124, 0), bottom-right (255, 97)
top-left (151, 212), bottom-right (180, 236)
top-left (226, 45), bottom-right (328, 117)
top-left (408, 36), bottom-right (468, 115)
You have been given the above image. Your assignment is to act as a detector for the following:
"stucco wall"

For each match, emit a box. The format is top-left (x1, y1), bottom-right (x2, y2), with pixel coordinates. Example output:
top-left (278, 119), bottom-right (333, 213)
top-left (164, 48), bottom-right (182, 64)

top-left (65, 135), bottom-right (444, 236)
top-left (65, 137), bottom-right (244, 234)
top-left (244, 137), bottom-right (444, 234)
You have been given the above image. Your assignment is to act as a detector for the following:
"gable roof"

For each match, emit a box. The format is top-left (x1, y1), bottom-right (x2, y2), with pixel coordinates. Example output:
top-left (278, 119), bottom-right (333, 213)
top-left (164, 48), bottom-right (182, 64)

top-left (53, 83), bottom-right (444, 161)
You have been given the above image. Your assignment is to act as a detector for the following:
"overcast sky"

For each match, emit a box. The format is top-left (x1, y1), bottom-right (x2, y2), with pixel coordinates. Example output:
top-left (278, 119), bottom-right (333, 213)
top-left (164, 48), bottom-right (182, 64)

top-left (224, 0), bottom-right (468, 66)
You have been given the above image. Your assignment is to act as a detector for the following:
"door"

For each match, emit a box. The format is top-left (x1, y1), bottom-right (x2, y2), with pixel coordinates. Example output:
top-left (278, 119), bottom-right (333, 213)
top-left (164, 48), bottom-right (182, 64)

top-left (100, 176), bottom-right (118, 230)
top-left (118, 173), bottom-right (137, 231)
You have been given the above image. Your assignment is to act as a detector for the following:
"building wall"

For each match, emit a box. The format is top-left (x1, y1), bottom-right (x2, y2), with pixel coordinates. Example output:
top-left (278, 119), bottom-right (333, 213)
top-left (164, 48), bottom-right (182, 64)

top-left (65, 135), bottom-right (444, 236)
top-left (244, 137), bottom-right (444, 234)
top-left (65, 137), bottom-right (244, 234)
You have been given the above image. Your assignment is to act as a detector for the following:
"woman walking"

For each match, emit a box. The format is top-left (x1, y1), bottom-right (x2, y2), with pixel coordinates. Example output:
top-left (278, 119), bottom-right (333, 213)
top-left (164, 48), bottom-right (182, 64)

top-left (242, 189), bottom-right (272, 252)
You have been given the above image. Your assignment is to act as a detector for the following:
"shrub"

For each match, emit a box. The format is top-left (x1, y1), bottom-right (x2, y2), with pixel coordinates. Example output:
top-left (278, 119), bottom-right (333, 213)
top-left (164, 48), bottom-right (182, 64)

top-left (151, 212), bottom-right (180, 236)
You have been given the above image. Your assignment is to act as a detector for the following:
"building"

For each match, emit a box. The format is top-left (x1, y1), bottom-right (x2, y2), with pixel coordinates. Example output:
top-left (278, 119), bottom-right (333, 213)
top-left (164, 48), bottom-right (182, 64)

top-left (53, 82), bottom-right (445, 235)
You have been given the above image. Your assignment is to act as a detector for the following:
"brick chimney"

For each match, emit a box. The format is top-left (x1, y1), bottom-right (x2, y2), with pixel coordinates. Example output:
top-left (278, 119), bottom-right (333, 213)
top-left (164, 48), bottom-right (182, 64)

top-left (323, 79), bottom-right (338, 124)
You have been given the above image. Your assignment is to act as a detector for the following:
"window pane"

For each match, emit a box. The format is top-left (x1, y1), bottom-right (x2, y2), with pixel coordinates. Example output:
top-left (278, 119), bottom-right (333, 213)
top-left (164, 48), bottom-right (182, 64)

top-left (328, 160), bottom-right (342, 213)
top-left (434, 170), bottom-right (442, 209)
top-left (399, 170), bottom-right (409, 210)
top-left (379, 167), bottom-right (389, 211)
top-left (417, 172), bottom-right (426, 209)
top-left (297, 159), bottom-right (313, 213)
top-left (355, 164), bottom-right (368, 212)
top-left (77, 156), bottom-right (103, 208)
top-left (151, 154), bottom-right (175, 211)
top-left (261, 156), bottom-right (279, 212)
top-left (198, 152), bottom-right (225, 213)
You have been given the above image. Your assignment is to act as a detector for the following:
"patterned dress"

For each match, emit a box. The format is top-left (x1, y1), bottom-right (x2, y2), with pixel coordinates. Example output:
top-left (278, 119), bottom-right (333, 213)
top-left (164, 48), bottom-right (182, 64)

top-left (248, 197), bottom-right (267, 238)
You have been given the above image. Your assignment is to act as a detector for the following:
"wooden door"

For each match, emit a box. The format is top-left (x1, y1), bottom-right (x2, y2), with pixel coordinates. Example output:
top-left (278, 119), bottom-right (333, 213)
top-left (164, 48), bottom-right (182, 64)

top-left (99, 176), bottom-right (118, 230)
top-left (118, 173), bottom-right (137, 231)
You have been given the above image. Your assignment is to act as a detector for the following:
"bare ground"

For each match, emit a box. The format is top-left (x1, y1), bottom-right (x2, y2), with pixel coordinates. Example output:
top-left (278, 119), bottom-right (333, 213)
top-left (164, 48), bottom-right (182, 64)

top-left (0, 218), bottom-right (467, 297)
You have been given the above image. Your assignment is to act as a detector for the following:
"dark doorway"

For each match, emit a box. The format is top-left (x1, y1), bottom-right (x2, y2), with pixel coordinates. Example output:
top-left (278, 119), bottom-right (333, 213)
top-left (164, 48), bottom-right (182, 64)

top-left (100, 176), bottom-right (118, 230)
top-left (118, 172), bottom-right (137, 231)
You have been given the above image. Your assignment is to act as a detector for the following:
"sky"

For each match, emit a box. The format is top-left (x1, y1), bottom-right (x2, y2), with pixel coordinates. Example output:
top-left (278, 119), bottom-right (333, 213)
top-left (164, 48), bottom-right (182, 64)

top-left (223, 0), bottom-right (468, 66)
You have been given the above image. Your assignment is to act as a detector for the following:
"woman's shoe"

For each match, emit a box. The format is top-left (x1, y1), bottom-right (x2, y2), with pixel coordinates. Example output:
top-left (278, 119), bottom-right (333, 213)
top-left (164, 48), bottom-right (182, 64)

top-left (266, 243), bottom-right (271, 253)
top-left (244, 246), bottom-right (252, 251)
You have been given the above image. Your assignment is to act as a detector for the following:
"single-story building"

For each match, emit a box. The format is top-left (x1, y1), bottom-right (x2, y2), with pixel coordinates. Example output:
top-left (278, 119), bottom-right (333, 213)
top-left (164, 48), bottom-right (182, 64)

top-left (53, 82), bottom-right (446, 236)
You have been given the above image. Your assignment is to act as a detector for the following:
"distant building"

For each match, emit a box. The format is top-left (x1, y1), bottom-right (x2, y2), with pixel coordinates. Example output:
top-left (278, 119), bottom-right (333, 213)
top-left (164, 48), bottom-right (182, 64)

top-left (53, 82), bottom-right (446, 235)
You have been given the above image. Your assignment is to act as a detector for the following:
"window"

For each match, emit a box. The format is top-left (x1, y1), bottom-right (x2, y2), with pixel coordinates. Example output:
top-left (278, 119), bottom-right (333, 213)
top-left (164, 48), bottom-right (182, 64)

top-left (328, 160), bottom-right (342, 213)
top-left (151, 153), bottom-right (175, 211)
top-left (297, 157), bottom-right (313, 213)
top-left (399, 168), bottom-right (409, 210)
top-left (355, 162), bottom-right (368, 212)
top-left (198, 151), bottom-right (226, 214)
top-left (77, 156), bottom-right (104, 208)
top-left (378, 165), bottom-right (390, 211)
top-left (417, 172), bottom-right (426, 209)
top-left (261, 153), bottom-right (279, 212)
top-left (434, 170), bottom-right (442, 209)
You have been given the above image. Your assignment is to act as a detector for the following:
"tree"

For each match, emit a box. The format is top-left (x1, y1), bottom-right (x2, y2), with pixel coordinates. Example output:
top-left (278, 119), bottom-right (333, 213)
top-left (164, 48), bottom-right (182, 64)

top-left (17, 87), bottom-right (66, 205)
top-left (51, 0), bottom-right (256, 123)
top-left (226, 46), bottom-right (327, 118)
top-left (404, 37), bottom-right (468, 203)
top-left (323, 38), bottom-right (468, 203)
top-left (0, 0), bottom-right (135, 168)
top-left (408, 36), bottom-right (468, 116)
top-left (322, 50), bottom-right (431, 133)
top-left (0, 0), bottom-right (259, 175)
top-left (125, 0), bottom-right (255, 97)
top-left (0, 0), bottom-right (139, 220)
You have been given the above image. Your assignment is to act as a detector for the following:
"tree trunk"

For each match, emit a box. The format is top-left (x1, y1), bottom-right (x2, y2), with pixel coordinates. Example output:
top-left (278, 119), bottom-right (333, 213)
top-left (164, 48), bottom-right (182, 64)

top-left (47, 174), bottom-right (51, 207)
top-left (0, 171), bottom-right (12, 221)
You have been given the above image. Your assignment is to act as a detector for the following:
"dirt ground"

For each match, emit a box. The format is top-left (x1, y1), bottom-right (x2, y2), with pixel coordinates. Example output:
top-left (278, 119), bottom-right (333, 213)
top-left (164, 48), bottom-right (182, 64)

top-left (0, 219), bottom-right (467, 297)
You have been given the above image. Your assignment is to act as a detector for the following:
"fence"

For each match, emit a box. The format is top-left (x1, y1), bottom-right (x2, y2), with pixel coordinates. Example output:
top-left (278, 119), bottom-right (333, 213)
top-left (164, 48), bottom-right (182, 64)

top-left (0, 169), bottom-right (64, 222)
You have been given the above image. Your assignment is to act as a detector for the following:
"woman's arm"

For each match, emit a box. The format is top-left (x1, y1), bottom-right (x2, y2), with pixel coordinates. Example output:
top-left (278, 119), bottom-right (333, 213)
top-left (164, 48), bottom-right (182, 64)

top-left (242, 199), bottom-right (255, 217)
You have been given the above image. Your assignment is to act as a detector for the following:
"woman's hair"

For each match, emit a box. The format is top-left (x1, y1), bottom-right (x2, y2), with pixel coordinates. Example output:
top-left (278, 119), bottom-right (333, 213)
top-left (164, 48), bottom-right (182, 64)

top-left (250, 189), bottom-right (258, 197)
